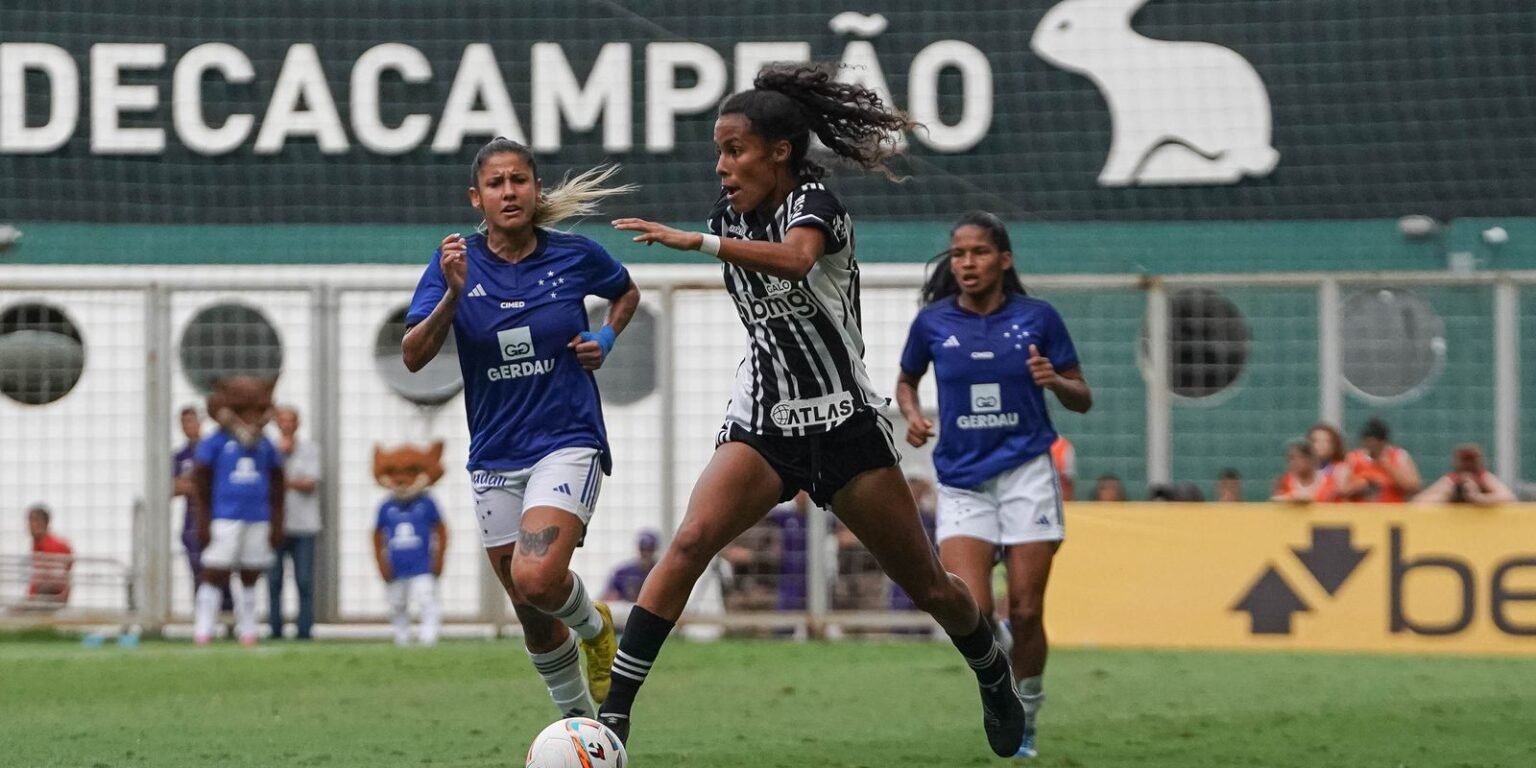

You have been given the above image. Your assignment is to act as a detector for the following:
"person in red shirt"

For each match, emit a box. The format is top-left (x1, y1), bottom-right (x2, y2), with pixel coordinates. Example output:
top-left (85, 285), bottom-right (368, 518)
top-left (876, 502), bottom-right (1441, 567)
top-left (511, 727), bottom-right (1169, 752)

top-left (1050, 435), bottom-right (1076, 502)
top-left (1271, 440), bottom-right (1340, 503)
top-left (27, 505), bottom-right (72, 606)
top-left (1343, 417), bottom-right (1421, 503)
top-left (1413, 443), bottom-right (1517, 504)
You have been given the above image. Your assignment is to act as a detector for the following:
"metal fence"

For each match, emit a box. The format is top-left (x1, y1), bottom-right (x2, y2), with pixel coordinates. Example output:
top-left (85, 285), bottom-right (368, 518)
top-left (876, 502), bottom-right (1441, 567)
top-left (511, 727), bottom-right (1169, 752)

top-left (1, 264), bottom-right (1529, 634)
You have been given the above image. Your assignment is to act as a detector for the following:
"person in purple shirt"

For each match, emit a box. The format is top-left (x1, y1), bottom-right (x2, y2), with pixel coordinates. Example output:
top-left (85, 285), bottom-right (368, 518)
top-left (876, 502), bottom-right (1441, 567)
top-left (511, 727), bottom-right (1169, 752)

top-left (173, 405), bottom-right (231, 614)
top-left (603, 530), bottom-right (659, 603)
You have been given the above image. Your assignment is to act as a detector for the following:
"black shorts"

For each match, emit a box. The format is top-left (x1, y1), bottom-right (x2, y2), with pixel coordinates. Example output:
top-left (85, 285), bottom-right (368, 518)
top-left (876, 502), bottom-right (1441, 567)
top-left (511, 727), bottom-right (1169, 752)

top-left (717, 408), bottom-right (901, 507)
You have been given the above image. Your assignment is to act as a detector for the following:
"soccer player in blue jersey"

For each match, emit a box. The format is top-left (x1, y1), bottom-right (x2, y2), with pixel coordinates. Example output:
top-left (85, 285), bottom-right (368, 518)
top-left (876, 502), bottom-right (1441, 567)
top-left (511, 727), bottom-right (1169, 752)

top-left (601, 63), bottom-right (1028, 758)
top-left (191, 376), bottom-right (285, 646)
top-left (896, 211), bottom-right (1094, 759)
top-left (401, 138), bottom-right (639, 718)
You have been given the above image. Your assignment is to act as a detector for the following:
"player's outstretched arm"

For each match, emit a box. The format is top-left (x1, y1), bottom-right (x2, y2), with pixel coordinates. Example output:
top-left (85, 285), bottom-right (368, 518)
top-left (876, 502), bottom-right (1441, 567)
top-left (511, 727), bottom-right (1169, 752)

top-left (612, 218), bottom-right (824, 281)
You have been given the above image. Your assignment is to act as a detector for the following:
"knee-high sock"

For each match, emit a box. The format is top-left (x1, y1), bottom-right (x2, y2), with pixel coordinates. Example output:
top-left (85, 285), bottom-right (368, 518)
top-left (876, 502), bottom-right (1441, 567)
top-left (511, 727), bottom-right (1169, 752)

top-left (530, 632), bottom-right (594, 717)
top-left (599, 605), bottom-right (674, 718)
top-left (194, 583), bottom-right (221, 640)
top-left (550, 572), bottom-right (605, 641)
top-left (234, 582), bottom-right (258, 639)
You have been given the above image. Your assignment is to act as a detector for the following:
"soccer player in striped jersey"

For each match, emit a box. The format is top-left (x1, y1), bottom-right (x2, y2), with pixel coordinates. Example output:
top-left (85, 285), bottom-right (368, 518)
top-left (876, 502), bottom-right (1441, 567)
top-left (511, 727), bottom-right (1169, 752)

top-left (602, 63), bottom-right (1028, 758)
top-left (402, 138), bottom-right (640, 718)
top-left (896, 212), bottom-right (1094, 758)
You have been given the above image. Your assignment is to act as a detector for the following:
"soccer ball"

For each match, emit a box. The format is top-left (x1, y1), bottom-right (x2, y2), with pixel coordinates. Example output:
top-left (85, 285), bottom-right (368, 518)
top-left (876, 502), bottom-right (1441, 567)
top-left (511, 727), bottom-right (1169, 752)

top-left (525, 717), bottom-right (628, 768)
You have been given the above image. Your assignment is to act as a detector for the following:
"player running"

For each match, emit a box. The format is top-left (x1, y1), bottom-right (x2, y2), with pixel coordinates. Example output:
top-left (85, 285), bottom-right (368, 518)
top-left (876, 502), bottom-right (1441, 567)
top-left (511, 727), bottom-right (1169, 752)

top-left (402, 138), bottom-right (639, 717)
top-left (599, 63), bottom-right (1029, 758)
top-left (896, 212), bottom-right (1093, 758)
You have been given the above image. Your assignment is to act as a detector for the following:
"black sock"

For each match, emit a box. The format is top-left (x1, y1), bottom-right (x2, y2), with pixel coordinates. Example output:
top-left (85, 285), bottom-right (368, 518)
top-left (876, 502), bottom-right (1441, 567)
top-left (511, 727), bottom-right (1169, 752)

top-left (600, 605), bottom-right (675, 717)
top-left (949, 615), bottom-right (1011, 687)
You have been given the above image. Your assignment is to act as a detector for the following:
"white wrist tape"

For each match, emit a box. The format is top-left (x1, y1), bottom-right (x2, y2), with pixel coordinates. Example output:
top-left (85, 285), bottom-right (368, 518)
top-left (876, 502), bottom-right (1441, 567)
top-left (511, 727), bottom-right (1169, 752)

top-left (698, 233), bottom-right (722, 257)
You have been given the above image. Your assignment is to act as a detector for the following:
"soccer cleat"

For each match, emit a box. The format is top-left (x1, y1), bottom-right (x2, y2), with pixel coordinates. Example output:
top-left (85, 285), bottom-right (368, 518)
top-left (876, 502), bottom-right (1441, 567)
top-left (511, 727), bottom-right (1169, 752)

top-left (193, 633), bottom-right (210, 647)
top-left (583, 602), bottom-right (618, 704)
top-left (977, 673), bottom-right (1028, 757)
top-left (239, 634), bottom-right (258, 647)
top-left (596, 712), bottom-right (629, 745)
top-left (1015, 726), bottom-right (1037, 759)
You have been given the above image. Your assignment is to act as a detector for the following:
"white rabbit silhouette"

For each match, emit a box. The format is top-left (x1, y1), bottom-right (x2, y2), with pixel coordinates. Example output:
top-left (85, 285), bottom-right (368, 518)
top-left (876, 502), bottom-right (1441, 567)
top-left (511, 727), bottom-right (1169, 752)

top-left (1031, 0), bottom-right (1279, 187)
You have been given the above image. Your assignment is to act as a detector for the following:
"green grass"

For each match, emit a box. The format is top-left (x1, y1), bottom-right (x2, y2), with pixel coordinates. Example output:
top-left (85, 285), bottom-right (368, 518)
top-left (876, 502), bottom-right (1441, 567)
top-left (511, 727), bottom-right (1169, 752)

top-left (1, 638), bottom-right (1532, 768)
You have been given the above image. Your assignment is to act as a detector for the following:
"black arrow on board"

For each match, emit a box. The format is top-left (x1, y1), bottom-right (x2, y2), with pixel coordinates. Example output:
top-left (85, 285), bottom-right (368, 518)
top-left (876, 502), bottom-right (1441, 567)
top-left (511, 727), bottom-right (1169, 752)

top-left (1232, 566), bottom-right (1310, 635)
top-left (1291, 526), bottom-right (1369, 595)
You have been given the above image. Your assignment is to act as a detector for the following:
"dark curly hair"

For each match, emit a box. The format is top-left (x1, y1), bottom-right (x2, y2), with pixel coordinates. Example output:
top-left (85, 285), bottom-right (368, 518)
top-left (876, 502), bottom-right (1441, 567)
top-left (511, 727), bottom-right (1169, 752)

top-left (719, 62), bottom-right (918, 179)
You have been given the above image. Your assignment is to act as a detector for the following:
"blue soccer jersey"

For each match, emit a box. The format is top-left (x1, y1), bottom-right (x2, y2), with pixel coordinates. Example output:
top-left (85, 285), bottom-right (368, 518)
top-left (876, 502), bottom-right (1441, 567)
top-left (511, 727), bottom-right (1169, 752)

top-left (406, 229), bottom-right (631, 473)
top-left (376, 495), bottom-right (441, 580)
top-left (194, 431), bottom-right (283, 522)
top-left (900, 294), bottom-right (1080, 490)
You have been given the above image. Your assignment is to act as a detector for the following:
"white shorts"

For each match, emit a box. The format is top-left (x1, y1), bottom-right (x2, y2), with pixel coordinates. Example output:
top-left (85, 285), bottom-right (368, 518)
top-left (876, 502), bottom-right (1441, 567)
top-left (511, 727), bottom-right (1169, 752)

top-left (201, 519), bottom-right (273, 570)
top-left (387, 573), bottom-right (440, 614)
top-left (469, 447), bottom-right (604, 548)
top-left (936, 452), bottom-right (1065, 546)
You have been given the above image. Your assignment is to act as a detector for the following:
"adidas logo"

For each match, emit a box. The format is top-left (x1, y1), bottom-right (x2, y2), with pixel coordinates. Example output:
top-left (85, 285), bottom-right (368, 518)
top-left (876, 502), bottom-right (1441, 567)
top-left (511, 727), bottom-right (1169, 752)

top-left (943, 335), bottom-right (961, 348)
top-left (468, 283), bottom-right (487, 298)
top-left (1035, 514), bottom-right (1053, 526)
top-left (553, 483), bottom-right (572, 495)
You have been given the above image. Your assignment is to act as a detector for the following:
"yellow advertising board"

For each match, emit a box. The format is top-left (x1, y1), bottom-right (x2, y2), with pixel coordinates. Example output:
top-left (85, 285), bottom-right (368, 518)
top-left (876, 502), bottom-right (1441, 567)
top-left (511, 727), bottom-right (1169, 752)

top-left (1047, 503), bottom-right (1536, 655)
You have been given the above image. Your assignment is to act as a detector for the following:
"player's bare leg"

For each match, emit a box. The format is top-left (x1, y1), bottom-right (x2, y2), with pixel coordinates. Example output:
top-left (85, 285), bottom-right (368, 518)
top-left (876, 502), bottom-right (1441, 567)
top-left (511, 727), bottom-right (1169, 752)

top-left (509, 507), bottom-right (617, 704)
top-left (1003, 541), bottom-right (1058, 758)
top-left (488, 542), bottom-right (594, 718)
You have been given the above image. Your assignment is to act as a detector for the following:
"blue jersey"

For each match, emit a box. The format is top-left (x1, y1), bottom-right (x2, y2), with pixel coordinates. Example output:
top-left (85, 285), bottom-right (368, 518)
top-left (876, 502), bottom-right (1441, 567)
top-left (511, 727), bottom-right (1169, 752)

top-left (376, 495), bottom-right (441, 580)
top-left (900, 294), bottom-right (1080, 490)
top-left (194, 431), bottom-right (283, 522)
top-left (407, 230), bottom-right (631, 473)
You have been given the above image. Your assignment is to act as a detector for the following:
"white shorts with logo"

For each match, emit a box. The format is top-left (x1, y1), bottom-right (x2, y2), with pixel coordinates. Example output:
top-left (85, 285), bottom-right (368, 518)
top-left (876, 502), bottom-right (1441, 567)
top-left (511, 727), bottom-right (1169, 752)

top-left (201, 519), bottom-right (273, 570)
top-left (469, 447), bottom-right (604, 548)
top-left (936, 452), bottom-right (1065, 546)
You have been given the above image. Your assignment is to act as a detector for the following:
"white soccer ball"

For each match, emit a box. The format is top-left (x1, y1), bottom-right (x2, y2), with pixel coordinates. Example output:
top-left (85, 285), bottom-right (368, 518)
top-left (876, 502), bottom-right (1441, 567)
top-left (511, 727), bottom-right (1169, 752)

top-left (525, 717), bottom-right (628, 768)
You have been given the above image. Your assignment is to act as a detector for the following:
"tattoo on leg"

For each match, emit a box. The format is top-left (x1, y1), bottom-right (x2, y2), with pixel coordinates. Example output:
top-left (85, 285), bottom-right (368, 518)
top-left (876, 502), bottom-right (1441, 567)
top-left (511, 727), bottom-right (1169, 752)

top-left (518, 525), bottom-right (559, 557)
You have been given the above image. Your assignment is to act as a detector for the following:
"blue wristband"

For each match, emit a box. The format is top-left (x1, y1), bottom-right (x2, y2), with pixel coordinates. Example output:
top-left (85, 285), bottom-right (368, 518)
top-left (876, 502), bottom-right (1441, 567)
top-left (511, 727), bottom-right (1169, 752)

top-left (579, 324), bottom-right (617, 359)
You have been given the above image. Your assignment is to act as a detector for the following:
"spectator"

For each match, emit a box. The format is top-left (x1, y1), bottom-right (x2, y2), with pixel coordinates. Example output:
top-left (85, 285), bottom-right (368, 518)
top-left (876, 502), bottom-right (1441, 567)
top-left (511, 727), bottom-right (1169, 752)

top-left (1307, 422), bottom-right (1353, 489)
top-left (604, 530), bottom-right (660, 603)
top-left (174, 405), bottom-right (232, 616)
top-left (1050, 435), bottom-right (1076, 501)
top-left (1272, 439), bottom-right (1340, 503)
top-left (26, 505), bottom-right (72, 607)
top-left (1414, 444), bottom-right (1516, 504)
top-left (268, 406), bottom-right (322, 640)
top-left (1091, 474), bottom-right (1126, 502)
top-left (1344, 417), bottom-right (1421, 502)
top-left (764, 492), bottom-right (812, 612)
top-left (1215, 468), bottom-right (1243, 502)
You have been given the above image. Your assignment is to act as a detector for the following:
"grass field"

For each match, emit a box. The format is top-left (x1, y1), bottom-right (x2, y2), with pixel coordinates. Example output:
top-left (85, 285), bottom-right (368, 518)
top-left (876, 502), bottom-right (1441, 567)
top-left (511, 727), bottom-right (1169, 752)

top-left (1, 636), bottom-right (1531, 768)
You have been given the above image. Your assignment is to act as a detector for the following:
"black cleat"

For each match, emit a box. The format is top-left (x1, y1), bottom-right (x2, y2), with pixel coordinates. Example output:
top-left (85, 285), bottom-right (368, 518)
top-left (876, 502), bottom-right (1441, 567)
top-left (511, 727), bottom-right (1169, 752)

top-left (596, 712), bottom-right (630, 745)
top-left (977, 674), bottom-right (1027, 757)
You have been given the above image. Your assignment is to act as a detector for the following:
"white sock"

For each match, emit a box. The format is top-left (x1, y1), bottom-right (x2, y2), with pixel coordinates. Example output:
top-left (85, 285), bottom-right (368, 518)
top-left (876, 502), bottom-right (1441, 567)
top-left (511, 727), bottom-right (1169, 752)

top-left (234, 582), bottom-right (258, 639)
top-left (418, 576), bottom-right (441, 647)
top-left (1018, 675), bottom-right (1045, 719)
top-left (388, 580), bottom-right (411, 646)
top-left (529, 632), bottom-right (594, 717)
top-left (194, 583), bottom-right (221, 640)
top-left (550, 572), bottom-right (605, 641)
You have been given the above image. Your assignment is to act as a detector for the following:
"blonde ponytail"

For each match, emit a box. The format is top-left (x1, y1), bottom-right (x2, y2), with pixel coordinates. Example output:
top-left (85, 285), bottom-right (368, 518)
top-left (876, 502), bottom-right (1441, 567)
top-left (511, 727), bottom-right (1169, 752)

top-left (534, 163), bottom-right (637, 228)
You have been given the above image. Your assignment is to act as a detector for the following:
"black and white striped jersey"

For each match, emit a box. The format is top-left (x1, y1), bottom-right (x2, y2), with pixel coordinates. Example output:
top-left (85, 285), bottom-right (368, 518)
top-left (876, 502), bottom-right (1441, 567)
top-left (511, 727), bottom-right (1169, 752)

top-left (707, 179), bottom-right (883, 437)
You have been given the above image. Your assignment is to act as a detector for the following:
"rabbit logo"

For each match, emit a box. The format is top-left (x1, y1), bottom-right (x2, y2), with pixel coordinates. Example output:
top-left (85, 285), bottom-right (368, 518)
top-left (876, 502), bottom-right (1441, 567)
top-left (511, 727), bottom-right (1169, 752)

top-left (1032, 0), bottom-right (1279, 187)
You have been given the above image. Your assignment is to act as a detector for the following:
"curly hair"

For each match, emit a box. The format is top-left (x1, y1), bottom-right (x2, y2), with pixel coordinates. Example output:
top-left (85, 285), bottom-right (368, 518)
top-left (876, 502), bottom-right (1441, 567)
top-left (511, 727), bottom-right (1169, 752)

top-left (719, 62), bottom-right (918, 179)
